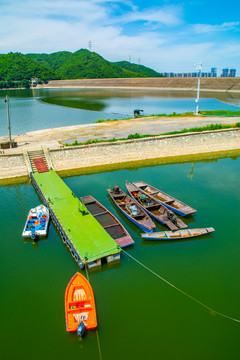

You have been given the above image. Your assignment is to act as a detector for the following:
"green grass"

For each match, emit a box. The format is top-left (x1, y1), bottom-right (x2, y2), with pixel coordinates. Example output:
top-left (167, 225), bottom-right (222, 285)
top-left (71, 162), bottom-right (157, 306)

top-left (94, 117), bottom-right (132, 123)
top-left (93, 112), bottom-right (196, 123)
top-left (163, 122), bottom-right (240, 135)
top-left (93, 110), bottom-right (240, 125)
top-left (199, 110), bottom-right (240, 116)
top-left (64, 123), bottom-right (240, 147)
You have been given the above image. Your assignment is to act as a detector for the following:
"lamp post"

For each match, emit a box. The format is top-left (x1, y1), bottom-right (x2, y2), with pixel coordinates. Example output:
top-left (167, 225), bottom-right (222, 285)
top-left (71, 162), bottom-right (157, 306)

top-left (195, 62), bottom-right (202, 115)
top-left (4, 95), bottom-right (12, 148)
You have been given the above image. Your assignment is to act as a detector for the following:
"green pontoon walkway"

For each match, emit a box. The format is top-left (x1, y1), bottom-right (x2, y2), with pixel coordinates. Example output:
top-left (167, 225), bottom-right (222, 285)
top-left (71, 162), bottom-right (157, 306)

top-left (32, 170), bottom-right (120, 265)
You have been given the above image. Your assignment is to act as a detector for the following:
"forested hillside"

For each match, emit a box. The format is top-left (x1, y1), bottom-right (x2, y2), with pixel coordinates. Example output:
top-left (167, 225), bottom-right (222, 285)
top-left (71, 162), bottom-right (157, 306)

top-left (114, 61), bottom-right (162, 77)
top-left (0, 52), bottom-right (59, 85)
top-left (0, 49), bottom-right (163, 88)
top-left (27, 49), bottom-right (163, 79)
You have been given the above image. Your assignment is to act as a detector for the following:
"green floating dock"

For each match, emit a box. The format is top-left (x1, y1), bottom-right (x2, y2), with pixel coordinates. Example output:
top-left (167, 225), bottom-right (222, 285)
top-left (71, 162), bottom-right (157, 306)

top-left (32, 170), bottom-right (120, 267)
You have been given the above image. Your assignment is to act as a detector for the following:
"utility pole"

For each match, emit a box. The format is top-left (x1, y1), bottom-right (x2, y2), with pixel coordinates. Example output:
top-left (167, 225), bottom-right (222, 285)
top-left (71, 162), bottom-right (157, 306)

top-left (195, 62), bottom-right (202, 115)
top-left (4, 95), bottom-right (12, 148)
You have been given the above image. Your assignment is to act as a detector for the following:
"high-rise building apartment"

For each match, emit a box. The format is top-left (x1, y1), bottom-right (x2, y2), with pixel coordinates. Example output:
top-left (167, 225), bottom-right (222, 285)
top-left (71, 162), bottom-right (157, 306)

top-left (221, 68), bottom-right (229, 77)
top-left (211, 68), bottom-right (217, 77)
top-left (229, 68), bottom-right (236, 77)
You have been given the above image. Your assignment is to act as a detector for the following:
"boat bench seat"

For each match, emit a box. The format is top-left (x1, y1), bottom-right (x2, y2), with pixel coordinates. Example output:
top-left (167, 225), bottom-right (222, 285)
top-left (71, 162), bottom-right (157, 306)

top-left (165, 200), bottom-right (175, 205)
top-left (145, 205), bottom-right (158, 210)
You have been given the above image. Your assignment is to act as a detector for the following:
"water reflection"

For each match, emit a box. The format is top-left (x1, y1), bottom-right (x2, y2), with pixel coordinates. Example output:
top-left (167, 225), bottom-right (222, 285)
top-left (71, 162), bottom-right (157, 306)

top-left (23, 237), bottom-right (48, 250)
top-left (38, 88), bottom-right (240, 115)
top-left (187, 163), bottom-right (195, 181)
top-left (42, 96), bottom-right (106, 111)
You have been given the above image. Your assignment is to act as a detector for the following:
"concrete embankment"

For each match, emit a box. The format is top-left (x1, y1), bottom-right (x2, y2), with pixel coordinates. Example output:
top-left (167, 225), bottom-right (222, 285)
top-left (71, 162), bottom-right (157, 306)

top-left (1, 129), bottom-right (240, 183)
top-left (39, 77), bottom-right (240, 92)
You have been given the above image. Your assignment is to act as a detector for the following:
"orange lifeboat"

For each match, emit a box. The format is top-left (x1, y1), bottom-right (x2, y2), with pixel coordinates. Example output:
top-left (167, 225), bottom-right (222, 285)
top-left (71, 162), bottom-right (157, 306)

top-left (65, 272), bottom-right (97, 333)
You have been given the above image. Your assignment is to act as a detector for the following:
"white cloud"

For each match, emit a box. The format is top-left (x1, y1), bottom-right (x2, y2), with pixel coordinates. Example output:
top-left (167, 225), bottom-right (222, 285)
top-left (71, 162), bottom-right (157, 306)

top-left (193, 22), bottom-right (240, 34)
top-left (0, 0), bottom-right (239, 72)
top-left (110, 6), bottom-right (183, 26)
top-left (0, 0), bottom-right (182, 55)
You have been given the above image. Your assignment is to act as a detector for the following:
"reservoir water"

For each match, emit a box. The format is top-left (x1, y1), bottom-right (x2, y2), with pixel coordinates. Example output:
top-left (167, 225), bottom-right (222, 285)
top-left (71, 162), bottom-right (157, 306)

top-left (0, 89), bottom-right (240, 359)
top-left (1, 157), bottom-right (240, 359)
top-left (0, 88), bottom-right (240, 136)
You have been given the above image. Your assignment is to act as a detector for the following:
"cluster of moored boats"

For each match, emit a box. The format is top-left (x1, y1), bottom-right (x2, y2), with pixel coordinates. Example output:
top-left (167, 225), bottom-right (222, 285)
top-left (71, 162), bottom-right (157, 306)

top-left (107, 181), bottom-right (214, 241)
top-left (22, 180), bottom-right (214, 337)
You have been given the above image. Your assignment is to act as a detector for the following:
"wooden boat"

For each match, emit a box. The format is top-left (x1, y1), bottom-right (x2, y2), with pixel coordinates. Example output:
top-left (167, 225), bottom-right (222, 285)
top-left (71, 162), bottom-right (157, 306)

top-left (22, 204), bottom-right (50, 240)
top-left (107, 186), bottom-right (155, 233)
top-left (126, 182), bottom-right (187, 231)
top-left (65, 272), bottom-right (97, 334)
top-left (141, 227), bottom-right (215, 240)
top-left (133, 181), bottom-right (197, 216)
top-left (81, 195), bottom-right (134, 248)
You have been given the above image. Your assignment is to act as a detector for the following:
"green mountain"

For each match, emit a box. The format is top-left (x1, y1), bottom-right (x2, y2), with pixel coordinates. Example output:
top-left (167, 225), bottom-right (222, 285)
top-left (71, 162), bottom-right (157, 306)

top-left (0, 52), bottom-right (59, 81)
top-left (0, 49), bottom-right (163, 86)
top-left (27, 51), bottom-right (73, 72)
top-left (27, 49), bottom-right (163, 79)
top-left (114, 61), bottom-right (162, 77)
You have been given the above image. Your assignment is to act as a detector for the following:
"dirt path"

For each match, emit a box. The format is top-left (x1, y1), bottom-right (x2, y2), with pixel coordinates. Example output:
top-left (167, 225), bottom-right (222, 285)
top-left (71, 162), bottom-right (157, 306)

top-left (3, 114), bottom-right (240, 153)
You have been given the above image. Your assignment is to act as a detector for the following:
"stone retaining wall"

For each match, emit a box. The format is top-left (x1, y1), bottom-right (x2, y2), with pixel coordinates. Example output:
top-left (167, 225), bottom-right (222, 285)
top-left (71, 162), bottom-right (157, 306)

top-left (0, 153), bottom-right (27, 179)
top-left (0, 129), bottom-right (239, 182)
top-left (50, 129), bottom-right (240, 172)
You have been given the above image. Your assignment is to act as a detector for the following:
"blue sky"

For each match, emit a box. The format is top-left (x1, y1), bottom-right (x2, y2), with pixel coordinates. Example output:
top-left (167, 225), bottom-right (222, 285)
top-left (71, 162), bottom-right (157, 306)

top-left (0, 0), bottom-right (240, 74)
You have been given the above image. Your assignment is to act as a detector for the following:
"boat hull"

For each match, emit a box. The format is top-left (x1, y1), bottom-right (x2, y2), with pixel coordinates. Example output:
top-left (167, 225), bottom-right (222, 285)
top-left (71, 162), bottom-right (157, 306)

top-left (81, 195), bottom-right (134, 248)
top-left (65, 272), bottom-right (97, 332)
top-left (22, 205), bottom-right (50, 239)
top-left (107, 187), bottom-right (155, 233)
top-left (133, 181), bottom-right (196, 216)
top-left (141, 227), bottom-right (215, 240)
top-left (126, 182), bottom-right (187, 230)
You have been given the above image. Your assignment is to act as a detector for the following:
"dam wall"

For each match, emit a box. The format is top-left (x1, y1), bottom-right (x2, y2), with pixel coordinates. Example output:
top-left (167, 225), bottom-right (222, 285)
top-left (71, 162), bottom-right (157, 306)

top-left (41, 77), bottom-right (240, 92)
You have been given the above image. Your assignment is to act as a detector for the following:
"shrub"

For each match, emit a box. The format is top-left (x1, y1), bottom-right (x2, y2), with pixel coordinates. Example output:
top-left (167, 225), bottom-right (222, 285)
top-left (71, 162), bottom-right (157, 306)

top-left (127, 133), bottom-right (141, 139)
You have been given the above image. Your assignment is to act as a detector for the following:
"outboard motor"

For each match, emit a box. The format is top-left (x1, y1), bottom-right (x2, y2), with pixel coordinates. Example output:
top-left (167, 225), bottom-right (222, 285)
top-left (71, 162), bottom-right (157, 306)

top-left (31, 228), bottom-right (36, 240)
top-left (77, 321), bottom-right (86, 337)
top-left (113, 186), bottom-right (120, 194)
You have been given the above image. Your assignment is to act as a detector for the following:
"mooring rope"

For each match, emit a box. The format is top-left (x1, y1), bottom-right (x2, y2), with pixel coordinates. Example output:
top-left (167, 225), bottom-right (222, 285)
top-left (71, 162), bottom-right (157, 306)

top-left (84, 262), bottom-right (103, 360)
top-left (96, 330), bottom-right (103, 360)
top-left (122, 249), bottom-right (240, 323)
top-left (85, 261), bottom-right (90, 282)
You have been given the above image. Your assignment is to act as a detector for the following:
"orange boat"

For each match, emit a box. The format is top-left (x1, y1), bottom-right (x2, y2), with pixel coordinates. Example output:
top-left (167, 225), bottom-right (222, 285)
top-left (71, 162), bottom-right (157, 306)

top-left (65, 272), bottom-right (97, 334)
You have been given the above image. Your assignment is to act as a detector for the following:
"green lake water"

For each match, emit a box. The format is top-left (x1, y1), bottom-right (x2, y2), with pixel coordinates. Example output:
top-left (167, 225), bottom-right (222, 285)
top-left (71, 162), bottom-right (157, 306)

top-left (1, 157), bottom-right (240, 359)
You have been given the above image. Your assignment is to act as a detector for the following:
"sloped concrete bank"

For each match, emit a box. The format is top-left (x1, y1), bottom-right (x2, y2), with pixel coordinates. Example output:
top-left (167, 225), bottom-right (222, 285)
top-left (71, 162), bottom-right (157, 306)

top-left (40, 77), bottom-right (240, 92)
top-left (0, 128), bottom-right (240, 183)
top-left (0, 153), bottom-right (28, 182)
top-left (50, 129), bottom-right (240, 173)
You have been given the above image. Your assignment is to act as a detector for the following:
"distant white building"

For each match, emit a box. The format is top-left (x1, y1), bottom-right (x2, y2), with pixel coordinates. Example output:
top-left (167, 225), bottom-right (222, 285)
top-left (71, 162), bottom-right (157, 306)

top-left (31, 77), bottom-right (38, 87)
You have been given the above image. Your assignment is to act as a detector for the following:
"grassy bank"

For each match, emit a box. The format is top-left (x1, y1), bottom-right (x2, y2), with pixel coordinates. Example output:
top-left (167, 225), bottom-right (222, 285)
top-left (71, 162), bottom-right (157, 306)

top-left (94, 110), bottom-right (240, 124)
top-left (64, 122), bottom-right (240, 146)
top-left (199, 110), bottom-right (240, 116)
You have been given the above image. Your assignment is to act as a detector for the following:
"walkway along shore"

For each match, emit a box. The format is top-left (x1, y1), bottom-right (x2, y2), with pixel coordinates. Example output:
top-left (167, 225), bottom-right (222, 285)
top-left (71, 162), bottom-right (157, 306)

top-left (1, 127), bottom-right (240, 183)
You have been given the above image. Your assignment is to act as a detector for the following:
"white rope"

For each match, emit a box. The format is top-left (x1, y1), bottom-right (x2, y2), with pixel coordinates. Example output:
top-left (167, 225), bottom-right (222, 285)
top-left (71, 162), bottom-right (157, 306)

top-left (84, 263), bottom-right (103, 360)
top-left (122, 249), bottom-right (240, 323)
